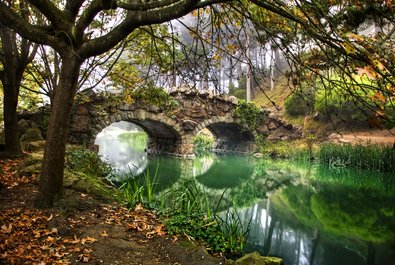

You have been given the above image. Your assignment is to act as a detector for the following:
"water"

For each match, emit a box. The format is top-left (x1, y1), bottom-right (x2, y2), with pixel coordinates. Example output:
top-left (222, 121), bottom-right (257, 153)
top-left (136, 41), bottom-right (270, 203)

top-left (96, 128), bottom-right (395, 265)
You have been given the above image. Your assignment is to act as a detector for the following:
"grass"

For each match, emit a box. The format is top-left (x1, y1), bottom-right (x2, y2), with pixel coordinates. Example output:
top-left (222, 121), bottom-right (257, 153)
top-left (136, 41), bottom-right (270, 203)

top-left (119, 161), bottom-right (160, 206)
top-left (119, 173), bottom-right (251, 258)
top-left (318, 143), bottom-right (395, 172)
top-left (253, 77), bottom-right (292, 108)
top-left (257, 139), bottom-right (315, 162)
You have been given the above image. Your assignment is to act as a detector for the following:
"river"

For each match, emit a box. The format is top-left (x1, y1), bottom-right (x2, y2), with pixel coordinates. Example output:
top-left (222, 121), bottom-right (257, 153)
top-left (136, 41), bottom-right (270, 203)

top-left (95, 122), bottom-right (395, 265)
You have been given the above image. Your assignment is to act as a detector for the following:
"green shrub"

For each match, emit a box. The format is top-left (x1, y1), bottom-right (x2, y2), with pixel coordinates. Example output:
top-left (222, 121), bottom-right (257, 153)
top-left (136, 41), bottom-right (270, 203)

top-left (117, 131), bottom-right (148, 152)
top-left (284, 90), bottom-right (314, 117)
top-left (235, 100), bottom-right (266, 130)
top-left (65, 147), bottom-right (113, 177)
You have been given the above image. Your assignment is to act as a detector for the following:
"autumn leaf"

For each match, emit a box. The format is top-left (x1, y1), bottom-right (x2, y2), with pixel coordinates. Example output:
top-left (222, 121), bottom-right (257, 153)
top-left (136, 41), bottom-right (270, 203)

top-left (99, 230), bottom-right (109, 237)
top-left (1, 223), bottom-right (12, 234)
top-left (342, 42), bottom-right (356, 54)
top-left (81, 237), bottom-right (98, 244)
top-left (345, 32), bottom-right (364, 42)
top-left (356, 66), bottom-right (378, 79)
top-left (146, 224), bottom-right (166, 238)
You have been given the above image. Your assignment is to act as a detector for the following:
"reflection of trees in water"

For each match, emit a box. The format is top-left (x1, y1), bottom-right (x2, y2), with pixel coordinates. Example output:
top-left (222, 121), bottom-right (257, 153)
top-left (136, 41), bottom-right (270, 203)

top-left (267, 183), bottom-right (395, 265)
top-left (195, 155), bottom-right (254, 189)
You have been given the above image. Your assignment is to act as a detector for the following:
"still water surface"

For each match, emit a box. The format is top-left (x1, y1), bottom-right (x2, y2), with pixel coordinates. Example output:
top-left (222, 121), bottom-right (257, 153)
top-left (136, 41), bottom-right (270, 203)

top-left (96, 124), bottom-right (395, 265)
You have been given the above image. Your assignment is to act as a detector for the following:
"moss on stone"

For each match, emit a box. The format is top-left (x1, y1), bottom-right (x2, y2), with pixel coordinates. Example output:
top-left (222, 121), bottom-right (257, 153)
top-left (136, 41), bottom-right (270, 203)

top-left (20, 127), bottom-right (44, 142)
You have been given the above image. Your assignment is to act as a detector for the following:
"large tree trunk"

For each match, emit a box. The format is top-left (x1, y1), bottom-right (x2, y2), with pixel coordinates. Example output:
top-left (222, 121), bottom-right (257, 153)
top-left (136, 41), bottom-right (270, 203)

top-left (34, 54), bottom-right (82, 208)
top-left (2, 72), bottom-right (23, 157)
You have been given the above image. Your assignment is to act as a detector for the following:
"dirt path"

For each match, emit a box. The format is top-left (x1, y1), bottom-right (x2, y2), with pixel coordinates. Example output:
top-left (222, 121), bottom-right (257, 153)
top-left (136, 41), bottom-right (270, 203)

top-left (0, 158), bottom-right (225, 265)
top-left (329, 128), bottom-right (395, 146)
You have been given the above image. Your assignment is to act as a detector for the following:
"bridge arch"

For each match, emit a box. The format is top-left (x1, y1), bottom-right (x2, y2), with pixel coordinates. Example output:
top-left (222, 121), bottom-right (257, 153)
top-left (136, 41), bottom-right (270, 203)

top-left (192, 116), bottom-right (257, 154)
top-left (91, 110), bottom-right (184, 155)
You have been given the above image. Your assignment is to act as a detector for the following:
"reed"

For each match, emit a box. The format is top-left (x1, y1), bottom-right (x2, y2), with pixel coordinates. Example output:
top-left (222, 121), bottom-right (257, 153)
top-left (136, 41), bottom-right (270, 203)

top-left (318, 143), bottom-right (395, 171)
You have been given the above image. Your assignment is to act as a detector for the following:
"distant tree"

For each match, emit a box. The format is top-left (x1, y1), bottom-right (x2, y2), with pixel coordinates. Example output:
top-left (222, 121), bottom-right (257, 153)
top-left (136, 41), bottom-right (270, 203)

top-left (0, 4), bottom-right (38, 157)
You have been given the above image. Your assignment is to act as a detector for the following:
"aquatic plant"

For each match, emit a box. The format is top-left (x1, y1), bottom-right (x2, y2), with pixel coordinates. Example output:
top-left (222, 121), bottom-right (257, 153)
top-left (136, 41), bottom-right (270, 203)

top-left (318, 143), bottom-right (395, 172)
top-left (119, 162), bottom-right (160, 206)
top-left (163, 181), bottom-right (251, 256)
top-left (193, 134), bottom-right (214, 155)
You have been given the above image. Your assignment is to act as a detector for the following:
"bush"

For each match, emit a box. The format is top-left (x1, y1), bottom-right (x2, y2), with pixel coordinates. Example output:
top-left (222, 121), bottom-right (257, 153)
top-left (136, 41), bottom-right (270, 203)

top-left (234, 100), bottom-right (266, 130)
top-left (284, 90), bottom-right (314, 117)
top-left (65, 147), bottom-right (113, 177)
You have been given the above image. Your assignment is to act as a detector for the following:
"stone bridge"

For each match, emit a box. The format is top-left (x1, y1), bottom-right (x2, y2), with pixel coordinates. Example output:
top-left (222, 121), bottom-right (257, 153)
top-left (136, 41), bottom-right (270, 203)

top-left (69, 88), bottom-right (262, 157)
top-left (18, 87), bottom-right (300, 157)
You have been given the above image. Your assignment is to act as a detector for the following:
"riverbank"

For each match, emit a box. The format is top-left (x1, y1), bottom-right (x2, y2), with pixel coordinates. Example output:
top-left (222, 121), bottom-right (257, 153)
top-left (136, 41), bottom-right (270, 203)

top-left (0, 157), bottom-right (226, 265)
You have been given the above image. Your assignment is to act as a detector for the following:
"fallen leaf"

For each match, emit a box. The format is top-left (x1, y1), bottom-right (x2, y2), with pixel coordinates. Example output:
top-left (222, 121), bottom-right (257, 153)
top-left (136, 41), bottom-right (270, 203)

top-left (99, 230), bottom-right (109, 237)
top-left (81, 237), bottom-right (97, 244)
top-left (1, 223), bottom-right (12, 234)
top-left (46, 214), bottom-right (53, 222)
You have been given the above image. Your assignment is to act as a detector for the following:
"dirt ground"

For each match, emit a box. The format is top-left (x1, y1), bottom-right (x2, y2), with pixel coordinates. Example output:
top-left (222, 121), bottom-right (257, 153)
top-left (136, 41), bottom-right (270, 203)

top-left (330, 128), bottom-right (395, 146)
top-left (0, 158), bottom-right (226, 265)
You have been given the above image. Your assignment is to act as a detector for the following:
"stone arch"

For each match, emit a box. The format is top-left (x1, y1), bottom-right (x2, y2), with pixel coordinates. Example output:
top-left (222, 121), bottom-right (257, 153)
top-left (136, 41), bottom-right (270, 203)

top-left (193, 115), bottom-right (257, 154)
top-left (91, 110), bottom-right (184, 155)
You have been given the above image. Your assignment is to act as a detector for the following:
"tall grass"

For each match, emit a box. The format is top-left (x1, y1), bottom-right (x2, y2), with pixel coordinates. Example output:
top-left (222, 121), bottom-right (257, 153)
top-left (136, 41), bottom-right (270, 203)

top-left (119, 162), bottom-right (160, 206)
top-left (257, 139), bottom-right (314, 161)
top-left (194, 134), bottom-right (214, 155)
top-left (119, 174), bottom-right (251, 257)
top-left (318, 143), bottom-right (395, 171)
top-left (163, 182), bottom-right (251, 256)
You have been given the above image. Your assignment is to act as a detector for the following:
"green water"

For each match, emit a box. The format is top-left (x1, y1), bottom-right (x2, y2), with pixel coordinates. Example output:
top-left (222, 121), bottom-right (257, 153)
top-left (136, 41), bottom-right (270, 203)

top-left (96, 130), bottom-right (395, 265)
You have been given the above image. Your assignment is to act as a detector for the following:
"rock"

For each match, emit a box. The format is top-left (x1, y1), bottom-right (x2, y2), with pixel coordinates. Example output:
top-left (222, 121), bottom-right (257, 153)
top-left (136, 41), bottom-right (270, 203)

top-left (73, 105), bottom-right (89, 115)
top-left (267, 121), bottom-right (278, 131)
top-left (253, 152), bottom-right (263, 158)
top-left (21, 140), bottom-right (46, 152)
top-left (232, 252), bottom-right (283, 265)
top-left (70, 115), bottom-right (90, 133)
top-left (15, 152), bottom-right (43, 177)
top-left (181, 119), bottom-right (198, 131)
top-left (20, 127), bottom-right (44, 142)
top-left (228, 96), bottom-right (239, 105)
top-left (18, 119), bottom-right (31, 136)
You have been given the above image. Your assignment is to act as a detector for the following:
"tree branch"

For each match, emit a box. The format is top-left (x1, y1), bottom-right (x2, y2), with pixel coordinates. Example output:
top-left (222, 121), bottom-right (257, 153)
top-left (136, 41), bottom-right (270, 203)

top-left (0, 2), bottom-right (58, 48)
top-left (116, 0), bottom-right (181, 11)
top-left (79, 0), bottom-right (198, 59)
top-left (74, 0), bottom-right (104, 37)
top-left (27, 0), bottom-right (68, 29)
top-left (65, 0), bottom-right (85, 19)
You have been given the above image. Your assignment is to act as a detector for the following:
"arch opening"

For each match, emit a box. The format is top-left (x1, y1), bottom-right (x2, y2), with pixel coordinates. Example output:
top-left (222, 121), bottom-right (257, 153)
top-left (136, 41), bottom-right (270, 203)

top-left (205, 122), bottom-right (256, 154)
top-left (94, 121), bottom-right (149, 180)
top-left (133, 119), bottom-right (182, 154)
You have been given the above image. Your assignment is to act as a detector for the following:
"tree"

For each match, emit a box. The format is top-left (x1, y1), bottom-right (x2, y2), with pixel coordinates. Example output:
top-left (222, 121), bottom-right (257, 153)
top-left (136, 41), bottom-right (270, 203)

top-left (0, 0), bottom-right (231, 208)
top-left (1, 0), bottom-right (393, 208)
top-left (0, 7), bottom-right (38, 157)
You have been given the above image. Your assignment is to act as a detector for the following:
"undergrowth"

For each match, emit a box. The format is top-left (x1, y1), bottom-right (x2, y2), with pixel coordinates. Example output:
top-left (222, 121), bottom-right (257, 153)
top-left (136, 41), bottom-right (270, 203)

top-left (119, 177), bottom-right (250, 258)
